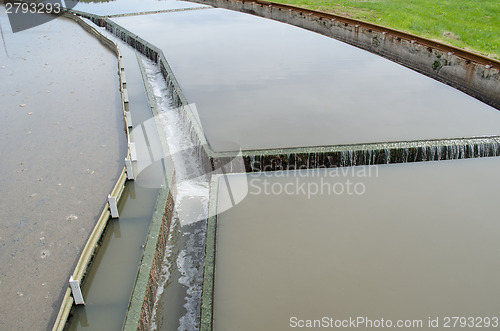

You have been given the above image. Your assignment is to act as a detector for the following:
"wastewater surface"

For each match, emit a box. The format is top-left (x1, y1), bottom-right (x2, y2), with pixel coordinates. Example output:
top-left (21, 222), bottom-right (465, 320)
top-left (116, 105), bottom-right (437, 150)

top-left (0, 8), bottom-right (125, 330)
top-left (213, 157), bottom-right (500, 330)
top-left (67, 182), bottom-right (161, 330)
top-left (112, 8), bottom-right (500, 152)
top-left (65, 0), bottom-right (208, 16)
top-left (81, 4), bottom-right (500, 331)
top-left (141, 58), bottom-right (211, 331)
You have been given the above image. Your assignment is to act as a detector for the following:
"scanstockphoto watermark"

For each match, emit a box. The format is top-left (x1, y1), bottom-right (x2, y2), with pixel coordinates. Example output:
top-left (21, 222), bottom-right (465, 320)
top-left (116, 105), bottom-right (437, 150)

top-left (289, 316), bottom-right (500, 329)
top-left (3, 0), bottom-right (79, 33)
top-left (248, 165), bottom-right (379, 199)
top-left (290, 316), bottom-right (424, 329)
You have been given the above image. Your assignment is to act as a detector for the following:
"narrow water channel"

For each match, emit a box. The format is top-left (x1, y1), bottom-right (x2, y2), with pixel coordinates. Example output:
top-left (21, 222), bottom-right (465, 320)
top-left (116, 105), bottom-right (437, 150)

top-left (65, 14), bottom-right (213, 329)
top-left (111, 8), bottom-right (500, 152)
top-left (66, 28), bottom-right (164, 330)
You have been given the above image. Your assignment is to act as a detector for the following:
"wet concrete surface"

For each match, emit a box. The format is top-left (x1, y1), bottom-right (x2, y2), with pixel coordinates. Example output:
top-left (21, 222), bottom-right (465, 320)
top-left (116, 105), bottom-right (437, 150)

top-left (0, 10), bottom-right (125, 330)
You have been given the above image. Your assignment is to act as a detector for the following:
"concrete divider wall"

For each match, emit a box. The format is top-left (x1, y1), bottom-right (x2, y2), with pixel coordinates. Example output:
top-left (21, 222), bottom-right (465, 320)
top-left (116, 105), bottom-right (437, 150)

top-left (139, 193), bottom-right (174, 330)
top-left (189, 0), bottom-right (500, 110)
top-left (199, 176), bottom-right (220, 331)
top-left (226, 136), bottom-right (500, 172)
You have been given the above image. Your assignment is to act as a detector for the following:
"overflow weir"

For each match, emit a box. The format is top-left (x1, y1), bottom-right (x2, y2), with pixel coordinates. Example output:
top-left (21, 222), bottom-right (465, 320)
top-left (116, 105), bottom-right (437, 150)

top-left (70, 8), bottom-right (500, 173)
top-left (49, 2), bottom-right (500, 330)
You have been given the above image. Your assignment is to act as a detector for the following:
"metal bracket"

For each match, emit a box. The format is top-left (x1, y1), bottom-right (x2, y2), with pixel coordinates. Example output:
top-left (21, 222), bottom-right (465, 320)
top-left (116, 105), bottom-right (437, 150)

top-left (108, 195), bottom-right (119, 218)
top-left (69, 276), bottom-right (85, 305)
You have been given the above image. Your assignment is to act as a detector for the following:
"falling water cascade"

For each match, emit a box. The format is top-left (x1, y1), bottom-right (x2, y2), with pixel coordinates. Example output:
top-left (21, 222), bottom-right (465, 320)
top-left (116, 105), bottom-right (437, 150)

top-left (141, 58), bottom-right (210, 330)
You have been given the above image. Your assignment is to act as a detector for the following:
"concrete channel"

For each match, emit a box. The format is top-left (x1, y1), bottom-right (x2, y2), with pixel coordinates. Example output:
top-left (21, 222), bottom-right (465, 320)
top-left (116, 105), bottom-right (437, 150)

top-left (5, 1), bottom-right (496, 330)
top-left (47, 13), bottom-right (175, 331)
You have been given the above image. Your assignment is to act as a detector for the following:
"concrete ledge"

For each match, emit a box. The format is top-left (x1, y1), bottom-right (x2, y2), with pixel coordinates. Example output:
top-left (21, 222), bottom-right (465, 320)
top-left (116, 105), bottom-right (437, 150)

top-left (107, 6), bottom-right (212, 18)
top-left (228, 136), bottom-right (500, 172)
top-left (199, 176), bottom-right (220, 331)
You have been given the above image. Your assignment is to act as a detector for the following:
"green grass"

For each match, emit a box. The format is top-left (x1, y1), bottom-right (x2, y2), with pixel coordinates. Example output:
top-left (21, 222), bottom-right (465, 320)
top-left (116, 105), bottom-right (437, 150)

top-left (270, 0), bottom-right (500, 59)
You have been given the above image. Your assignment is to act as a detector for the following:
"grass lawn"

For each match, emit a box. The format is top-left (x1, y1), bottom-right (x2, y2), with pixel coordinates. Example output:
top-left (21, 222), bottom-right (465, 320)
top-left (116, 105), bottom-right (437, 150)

top-left (270, 0), bottom-right (500, 59)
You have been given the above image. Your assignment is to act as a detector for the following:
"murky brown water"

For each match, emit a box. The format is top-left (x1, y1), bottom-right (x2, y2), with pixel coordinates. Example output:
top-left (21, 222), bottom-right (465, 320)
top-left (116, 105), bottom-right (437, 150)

top-left (65, 0), bottom-right (207, 16)
top-left (112, 9), bottom-right (500, 152)
top-left (214, 157), bottom-right (500, 330)
top-left (0, 10), bottom-right (125, 330)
